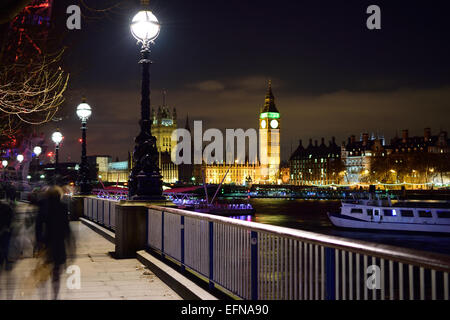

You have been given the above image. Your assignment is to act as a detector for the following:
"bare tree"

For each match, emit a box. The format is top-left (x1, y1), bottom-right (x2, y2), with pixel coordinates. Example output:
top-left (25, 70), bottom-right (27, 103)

top-left (0, 49), bottom-right (69, 142)
top-left (0, 0), bottom-right (32, 25)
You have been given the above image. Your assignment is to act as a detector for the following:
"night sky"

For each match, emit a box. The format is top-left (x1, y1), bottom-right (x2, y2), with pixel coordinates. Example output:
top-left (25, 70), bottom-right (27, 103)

top-left (41, 0), bottom-right (450, 163)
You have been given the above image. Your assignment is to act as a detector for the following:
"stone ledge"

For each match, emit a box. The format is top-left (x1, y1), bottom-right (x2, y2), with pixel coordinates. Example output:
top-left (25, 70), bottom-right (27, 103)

top-left (136, 250), bottom-right (218, 301)
top-left (80, 217), bottom-right (115, 244)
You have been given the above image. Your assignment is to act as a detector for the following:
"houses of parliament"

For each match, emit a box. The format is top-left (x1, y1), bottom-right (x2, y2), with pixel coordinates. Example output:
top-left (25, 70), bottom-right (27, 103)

top-left (98, 82), bottom-right (282, 186)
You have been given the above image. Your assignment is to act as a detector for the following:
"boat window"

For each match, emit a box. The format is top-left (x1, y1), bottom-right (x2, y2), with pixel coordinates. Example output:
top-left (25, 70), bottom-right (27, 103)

top-left (400, 210), bottom-right (414, 217)
top-left (437, 211), bottom-right (450, 218)
top-left (351, 208), bottom-right (363, 214)
top-left (418, 210), bottom-right (433, 218)
top-left (367, 209), bottom-right (373, 216)
top-left (383, 209), bottom-right (396, 217)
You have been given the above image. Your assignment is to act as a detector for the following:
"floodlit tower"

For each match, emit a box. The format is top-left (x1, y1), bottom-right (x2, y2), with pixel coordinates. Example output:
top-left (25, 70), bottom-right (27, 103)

top-left (259, 80), bottom-right (280, 184)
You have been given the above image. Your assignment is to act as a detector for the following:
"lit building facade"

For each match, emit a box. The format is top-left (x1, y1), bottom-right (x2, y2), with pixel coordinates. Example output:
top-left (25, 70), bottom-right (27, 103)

top-left (289, 137), bottom-right (342, 185)
top-left (151, 94), bottom-right (179, 183)
top-left (341, 133), bottom-right (385, 184)
top-left (203, 162), bottom-right (260, 185)
top-left (259, 80), bottom-right (281, 184)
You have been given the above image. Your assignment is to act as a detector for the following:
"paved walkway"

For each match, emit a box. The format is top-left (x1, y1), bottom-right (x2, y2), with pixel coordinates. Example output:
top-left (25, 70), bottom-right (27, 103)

top-left (0, 207), bottom-right (182, 300)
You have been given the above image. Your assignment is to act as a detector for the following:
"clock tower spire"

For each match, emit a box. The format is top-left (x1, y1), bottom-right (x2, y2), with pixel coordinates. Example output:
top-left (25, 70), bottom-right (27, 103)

top-left (259, 80), bottom-right (280, 184)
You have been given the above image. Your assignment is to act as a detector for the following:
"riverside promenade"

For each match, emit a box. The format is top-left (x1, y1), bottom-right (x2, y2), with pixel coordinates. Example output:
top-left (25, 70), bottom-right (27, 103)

top-left (0, 205), bottom-right (182, 300)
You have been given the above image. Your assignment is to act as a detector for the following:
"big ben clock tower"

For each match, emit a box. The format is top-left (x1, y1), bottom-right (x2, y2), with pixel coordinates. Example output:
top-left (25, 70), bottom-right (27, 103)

top-left (259, 80), bottom-right (280, 184)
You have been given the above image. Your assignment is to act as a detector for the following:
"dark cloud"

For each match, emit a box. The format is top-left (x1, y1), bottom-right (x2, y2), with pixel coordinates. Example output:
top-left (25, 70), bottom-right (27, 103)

top-left (45, 79), bottom-right (450, 163)
top-left (34, 0), bottom-right (450, 163)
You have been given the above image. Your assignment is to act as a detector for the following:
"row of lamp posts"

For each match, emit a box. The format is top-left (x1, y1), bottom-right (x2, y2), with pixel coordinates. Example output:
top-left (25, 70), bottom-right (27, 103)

top-left (2, 6), bottom-right (163, 199)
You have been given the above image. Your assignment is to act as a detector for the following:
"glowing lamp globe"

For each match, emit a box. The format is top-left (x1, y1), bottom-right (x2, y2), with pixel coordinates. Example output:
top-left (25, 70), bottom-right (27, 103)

top-left (34, 146), bottom-right (42, 157)
top-left (52, 131), bottom-right (63, 145)
top-left (2, 160), bottom-right (7, 167)
top-left (130, 11), bottom-right (160, 43)
top-left (76, 102), bottom-right (92, 121)
top-left (17, 154), bottom-right (24, 163)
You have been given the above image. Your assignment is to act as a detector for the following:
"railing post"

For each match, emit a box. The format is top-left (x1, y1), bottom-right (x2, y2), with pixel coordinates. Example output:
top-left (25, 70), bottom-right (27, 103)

top-left (251, 231), bottom-right (258, 300)
top-left (325, 247), bottom-right (336, 300)
top-left (161, 211), bottom-right (165, 259)
top-left (209, 221), bottom-right (214, 290)
top-left (145, 209), bottom-right (149, 250)
top-left (101, 201), bottom-right (104, 225)
top-left (181, 216), bottom-right (185, 272)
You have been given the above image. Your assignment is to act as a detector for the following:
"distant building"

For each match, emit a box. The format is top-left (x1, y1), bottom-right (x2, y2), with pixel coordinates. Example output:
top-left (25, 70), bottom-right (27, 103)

top-left (341, 133), bottom-right (385, 184)
top-left (203, 161), bottom-right (260, 185)
top-left (87, 155), bottom-right (111, 182)
top-left (177, 115), bottom-right (194, 183)
top-left (280, 161), bottom-right (290, 184)
top-left (289, 137), bottom-right (342, 186)
top-left (106, 160), bottom-right (129, 184)
top-left (337, 128), bottom-right (449, 187)
top-left (151, 91), bottom-right (179, 183)
top-left (258, 80), bottom-right (281, 184)
top-left (389, 128), bottom-right (449, 154)
top-left (201, 81), bottom-right (281, 185)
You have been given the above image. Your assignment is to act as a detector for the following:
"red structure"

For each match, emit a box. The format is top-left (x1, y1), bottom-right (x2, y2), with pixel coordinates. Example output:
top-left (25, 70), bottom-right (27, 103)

top-left (4, 0), bottom-right (54, 63)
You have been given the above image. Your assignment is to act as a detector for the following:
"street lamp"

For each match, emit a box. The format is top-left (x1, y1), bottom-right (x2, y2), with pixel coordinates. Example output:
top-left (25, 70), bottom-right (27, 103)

top-left (127, 8), bottom-right (163, 200)
top-left (17, 154), bottom-right (24, 163)
top-left (52, 129), bottom-right (63, 184)
top-left (76, 98), bottom-right (92, 194)
top-left (33, 146), bottom-right (42, 157)
top-left (2, 160), bottom-right (7, 181)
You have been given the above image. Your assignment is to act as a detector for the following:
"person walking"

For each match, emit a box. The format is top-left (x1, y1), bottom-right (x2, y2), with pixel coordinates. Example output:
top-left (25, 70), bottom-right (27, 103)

top-left (0, 199), bottom-right (14, 299)
top-left (35, 186), bottom-right (74, 299)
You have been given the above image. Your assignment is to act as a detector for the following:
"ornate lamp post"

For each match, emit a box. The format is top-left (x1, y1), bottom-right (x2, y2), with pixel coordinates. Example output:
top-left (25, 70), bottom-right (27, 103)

top-left (2, 160), bottom-right (7, 181)
top-left (33, 146), bottom-right (42, 158)
top-left (76, 99), bottom-right (92, 194)
top-left (16, 154), bottom-right (24, 187)
top-left (52, 129), bottom-right (63, 185)
top-left (128, 9), bottom-right (163, 200)
top-left (31, 146), bottom-right (42, 182)
top-left (17, 154), bottom-right (24, 163)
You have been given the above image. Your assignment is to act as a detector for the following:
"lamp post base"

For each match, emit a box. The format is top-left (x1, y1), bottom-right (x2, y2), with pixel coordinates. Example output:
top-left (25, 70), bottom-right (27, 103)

top-left (79, 183), bottom-right (92, 195)
top-left (130, 170), bottom-right (164, 201)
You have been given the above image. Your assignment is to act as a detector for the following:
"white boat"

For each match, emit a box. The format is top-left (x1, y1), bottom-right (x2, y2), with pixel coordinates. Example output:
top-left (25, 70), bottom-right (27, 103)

top-left (328, 197), bottom-right (450, 234)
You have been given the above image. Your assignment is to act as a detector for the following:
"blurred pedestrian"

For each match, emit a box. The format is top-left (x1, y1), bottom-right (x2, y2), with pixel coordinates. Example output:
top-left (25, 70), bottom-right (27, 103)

top-left (35, 186), bottom-right (74, 300)
top-left (6, 182), bottom-right (16, 203)
top-left (0, 199), bottom-right (15, 299)
top-left (0, 200), bottom-right (13, 271)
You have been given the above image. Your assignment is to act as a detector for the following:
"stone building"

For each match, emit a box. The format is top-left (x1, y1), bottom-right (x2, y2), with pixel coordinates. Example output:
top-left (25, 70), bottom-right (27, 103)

top-left (289, 137), bottom-right (342, 185)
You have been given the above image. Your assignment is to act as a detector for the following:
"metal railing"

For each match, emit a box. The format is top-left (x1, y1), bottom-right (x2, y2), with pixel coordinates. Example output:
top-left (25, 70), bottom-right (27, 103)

top-left (146, 205), bottom-right (450, 300)
top-left (83, 197), bottom-right (117, 230)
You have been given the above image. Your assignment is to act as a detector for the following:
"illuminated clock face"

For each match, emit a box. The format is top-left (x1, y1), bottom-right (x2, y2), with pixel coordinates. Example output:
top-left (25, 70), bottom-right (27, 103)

top-left (261, 119), bottom-right (267, 129)
top-left (270, 119), bottom-right (279, 129)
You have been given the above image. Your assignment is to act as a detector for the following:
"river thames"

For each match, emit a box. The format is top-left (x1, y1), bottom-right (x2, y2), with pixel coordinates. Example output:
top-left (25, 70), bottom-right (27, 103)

top-left (235, 199), bottom-right (450, 255)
